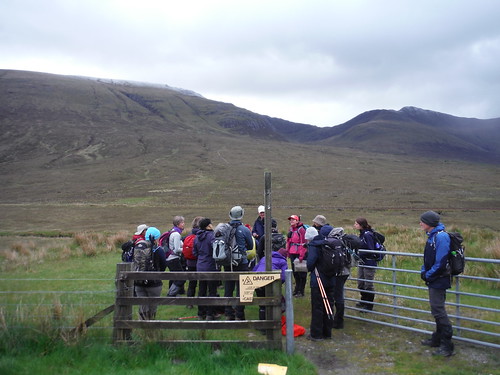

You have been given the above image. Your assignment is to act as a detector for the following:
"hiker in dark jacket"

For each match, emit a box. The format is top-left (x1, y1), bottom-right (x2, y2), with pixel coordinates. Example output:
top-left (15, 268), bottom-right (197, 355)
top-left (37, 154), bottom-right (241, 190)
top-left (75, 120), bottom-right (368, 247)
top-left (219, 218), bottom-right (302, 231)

top-left (134, 227), bottom-right (167, 320)
top-left (193, 217), bottom-right (219, 320)
top-left (224, 205), bottom-right (253, 320)
top-left (252, 205), bottom-right (266, 244)
top-left (419, 210), bottom-right (454, 357)
top-left (354, 217), bottom-right (378, 311)
top-left (306, 224), bottom-right (335, 341)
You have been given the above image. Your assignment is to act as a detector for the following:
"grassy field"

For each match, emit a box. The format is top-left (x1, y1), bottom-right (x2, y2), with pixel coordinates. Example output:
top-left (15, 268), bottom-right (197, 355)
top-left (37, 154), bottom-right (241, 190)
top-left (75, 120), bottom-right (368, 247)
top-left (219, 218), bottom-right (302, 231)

top-left (0, 225), bottom-right (498, 374)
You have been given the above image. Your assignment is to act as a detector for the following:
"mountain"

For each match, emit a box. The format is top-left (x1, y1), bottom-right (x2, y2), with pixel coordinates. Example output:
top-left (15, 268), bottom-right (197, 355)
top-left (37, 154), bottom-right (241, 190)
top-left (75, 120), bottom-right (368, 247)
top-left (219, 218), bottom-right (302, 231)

top-left (1, 70), bottom-right (499, 167)
top-left (1, 69), bottom-right (499, 234)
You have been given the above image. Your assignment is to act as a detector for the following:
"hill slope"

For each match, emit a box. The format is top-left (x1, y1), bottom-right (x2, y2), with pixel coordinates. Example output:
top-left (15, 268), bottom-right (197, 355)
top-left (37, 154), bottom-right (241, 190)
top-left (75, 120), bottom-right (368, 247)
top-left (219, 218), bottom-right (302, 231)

top-left (0, 69), bottom-right (499, 234)
top-left (1, 69), bottom-right (499, 166)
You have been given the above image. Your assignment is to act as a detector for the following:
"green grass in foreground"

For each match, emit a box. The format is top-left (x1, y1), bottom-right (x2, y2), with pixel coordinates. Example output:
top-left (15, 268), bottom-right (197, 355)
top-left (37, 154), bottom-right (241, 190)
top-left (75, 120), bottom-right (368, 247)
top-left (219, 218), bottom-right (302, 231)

top-left (0, 334), bottom-right (313, 375)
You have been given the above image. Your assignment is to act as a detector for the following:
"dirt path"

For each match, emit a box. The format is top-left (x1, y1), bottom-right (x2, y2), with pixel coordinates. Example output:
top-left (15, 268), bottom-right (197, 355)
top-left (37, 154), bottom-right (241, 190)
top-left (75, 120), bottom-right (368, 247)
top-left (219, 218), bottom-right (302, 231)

top-left (292, 322), bottom-right (498, 375)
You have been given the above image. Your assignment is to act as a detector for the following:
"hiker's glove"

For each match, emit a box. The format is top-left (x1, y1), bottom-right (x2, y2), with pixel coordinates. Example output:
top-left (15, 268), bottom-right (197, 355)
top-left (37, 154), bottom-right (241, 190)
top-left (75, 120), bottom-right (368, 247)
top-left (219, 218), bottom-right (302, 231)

top-left (420, 271), bottom-right (427, 282)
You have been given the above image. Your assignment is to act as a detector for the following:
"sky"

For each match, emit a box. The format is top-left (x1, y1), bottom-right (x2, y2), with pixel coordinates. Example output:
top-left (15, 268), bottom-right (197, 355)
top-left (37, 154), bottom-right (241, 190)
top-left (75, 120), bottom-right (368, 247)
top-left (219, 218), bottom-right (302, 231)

top-left (1, 0), bottom-right (499, 127)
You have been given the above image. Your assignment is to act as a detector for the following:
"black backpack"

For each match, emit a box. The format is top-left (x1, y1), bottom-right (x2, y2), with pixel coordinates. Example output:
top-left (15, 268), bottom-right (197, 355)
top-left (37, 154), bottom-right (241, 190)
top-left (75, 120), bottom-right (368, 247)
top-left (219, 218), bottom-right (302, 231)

top-left (317, 237), bottom-right (351, 277)
top-left (271, 232), bottom-right (286, 252)
top-left (448, 232), bottom-right (465, 275)
top-left (372, 230), bottom-right (387, 262)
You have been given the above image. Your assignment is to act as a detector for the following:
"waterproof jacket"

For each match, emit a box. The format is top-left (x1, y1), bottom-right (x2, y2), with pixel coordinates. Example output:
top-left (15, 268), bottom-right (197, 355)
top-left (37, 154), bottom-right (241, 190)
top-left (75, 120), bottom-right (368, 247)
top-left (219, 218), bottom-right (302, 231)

top-left (421, 223), bottom-right (451, 289)
top-left (359, 229), bottom-right (377, 266)
top-left (229, 220), bottom-right (253, 265)
top-left (193, 229), bottom-right (217, 272)
top-left (252, 217), bottom-right (265, 241)
top-left (252, 251), bottom-right (288, 281)
top-left (287, 223), bottom-right (307, 260)
top-left (307, 225), bottom-right (336, 288)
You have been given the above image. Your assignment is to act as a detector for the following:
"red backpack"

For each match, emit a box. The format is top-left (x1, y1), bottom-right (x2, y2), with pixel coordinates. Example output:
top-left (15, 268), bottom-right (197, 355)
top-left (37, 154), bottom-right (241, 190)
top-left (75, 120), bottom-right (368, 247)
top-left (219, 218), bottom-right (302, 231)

top-left (182, 234), bottom-right (197, 260)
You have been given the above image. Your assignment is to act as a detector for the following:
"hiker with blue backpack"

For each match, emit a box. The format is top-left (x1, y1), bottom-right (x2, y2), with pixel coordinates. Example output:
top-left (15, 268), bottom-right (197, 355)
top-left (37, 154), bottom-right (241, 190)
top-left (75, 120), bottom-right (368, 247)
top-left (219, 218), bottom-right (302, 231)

top-left (354, 217), bottom-right (380, 312)
top-left (419, 210), bottom-right (455, 357)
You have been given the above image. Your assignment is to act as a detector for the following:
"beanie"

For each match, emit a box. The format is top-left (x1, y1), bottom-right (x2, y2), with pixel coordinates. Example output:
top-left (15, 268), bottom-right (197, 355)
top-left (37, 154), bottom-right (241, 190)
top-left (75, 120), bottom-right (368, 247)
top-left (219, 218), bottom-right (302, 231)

top-left (420, 211), bottom-right (440, 227)
top-left (312, 215), bottom-right (327, 227)
top-left (199, 218), bottom-right (212, 230)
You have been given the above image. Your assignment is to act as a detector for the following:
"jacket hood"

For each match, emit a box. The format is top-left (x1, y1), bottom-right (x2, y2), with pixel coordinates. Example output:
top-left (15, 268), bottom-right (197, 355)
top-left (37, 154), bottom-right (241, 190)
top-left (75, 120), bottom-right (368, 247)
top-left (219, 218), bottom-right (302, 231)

top-left (197, 229), bottom-right (213, 241)
top-left (428, 223), bottom-right (446, 236)
top-left (319, 224), bottom-right (334, 238)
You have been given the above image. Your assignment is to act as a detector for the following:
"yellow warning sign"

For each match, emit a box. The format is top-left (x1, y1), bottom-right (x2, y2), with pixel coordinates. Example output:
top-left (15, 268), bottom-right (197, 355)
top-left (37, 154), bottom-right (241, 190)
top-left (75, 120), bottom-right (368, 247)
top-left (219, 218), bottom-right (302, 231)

top-left (239, 274), bottom-right (278, 302)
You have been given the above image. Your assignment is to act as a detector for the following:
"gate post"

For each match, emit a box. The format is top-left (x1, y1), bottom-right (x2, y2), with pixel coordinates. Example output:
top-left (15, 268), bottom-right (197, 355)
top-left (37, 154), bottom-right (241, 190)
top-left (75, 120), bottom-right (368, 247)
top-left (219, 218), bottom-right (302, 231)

top-left (113, 262), bottom-right (133, 343)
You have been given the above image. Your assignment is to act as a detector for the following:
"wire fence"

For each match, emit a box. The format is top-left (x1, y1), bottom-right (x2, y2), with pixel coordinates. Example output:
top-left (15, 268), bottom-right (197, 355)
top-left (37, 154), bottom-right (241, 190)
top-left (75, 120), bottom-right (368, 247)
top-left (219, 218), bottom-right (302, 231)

top-left (345, 250), bottom-right (500, 349)
top-left (1, 252), bottom-right (499, 349)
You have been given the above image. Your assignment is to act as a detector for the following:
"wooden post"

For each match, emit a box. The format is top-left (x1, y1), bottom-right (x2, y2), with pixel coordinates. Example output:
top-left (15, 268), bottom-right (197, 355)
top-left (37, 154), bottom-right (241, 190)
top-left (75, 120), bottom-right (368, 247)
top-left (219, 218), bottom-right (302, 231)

top-left (112, 262), bottom-right (133, 343)
top-left (264, 171), bottom-right (272, 272)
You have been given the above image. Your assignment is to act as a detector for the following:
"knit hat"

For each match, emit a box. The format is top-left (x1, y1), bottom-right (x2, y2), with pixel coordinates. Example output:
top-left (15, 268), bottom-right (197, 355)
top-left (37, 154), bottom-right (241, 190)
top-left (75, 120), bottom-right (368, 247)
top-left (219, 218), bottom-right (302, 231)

top-left (199, 218), bottom-right (212, 230)
top-left (420, 211), bottom-right (440, 227)
top-left (135, 224), bottom-right (148, 235)
top-left (312, 215), bottom-right (327, 226)
top-left (305, 226), bottom-right (318, 241)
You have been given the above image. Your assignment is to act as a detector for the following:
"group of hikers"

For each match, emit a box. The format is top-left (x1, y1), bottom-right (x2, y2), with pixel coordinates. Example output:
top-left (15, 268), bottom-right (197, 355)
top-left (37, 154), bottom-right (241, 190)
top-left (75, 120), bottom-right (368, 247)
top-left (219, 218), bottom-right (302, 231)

top-left (121, 206), bottom-right (455, 357)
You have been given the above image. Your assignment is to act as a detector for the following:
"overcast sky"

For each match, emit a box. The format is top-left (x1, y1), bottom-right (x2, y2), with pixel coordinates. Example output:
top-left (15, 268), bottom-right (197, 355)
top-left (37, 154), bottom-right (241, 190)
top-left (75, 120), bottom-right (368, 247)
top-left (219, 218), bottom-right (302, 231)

top-left (1, 0), bottom-right (499, 126)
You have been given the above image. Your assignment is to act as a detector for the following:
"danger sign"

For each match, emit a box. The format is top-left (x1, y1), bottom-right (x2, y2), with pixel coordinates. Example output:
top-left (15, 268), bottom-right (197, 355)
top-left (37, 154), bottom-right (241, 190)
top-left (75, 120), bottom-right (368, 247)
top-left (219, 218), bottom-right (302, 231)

top-left (239, 274), bottom-right (278, 302)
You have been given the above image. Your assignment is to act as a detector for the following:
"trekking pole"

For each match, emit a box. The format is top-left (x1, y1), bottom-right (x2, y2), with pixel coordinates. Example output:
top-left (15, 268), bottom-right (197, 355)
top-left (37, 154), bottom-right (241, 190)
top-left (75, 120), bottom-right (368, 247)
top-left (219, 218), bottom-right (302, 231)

top-left (314, 268), bottom-right (333, 319)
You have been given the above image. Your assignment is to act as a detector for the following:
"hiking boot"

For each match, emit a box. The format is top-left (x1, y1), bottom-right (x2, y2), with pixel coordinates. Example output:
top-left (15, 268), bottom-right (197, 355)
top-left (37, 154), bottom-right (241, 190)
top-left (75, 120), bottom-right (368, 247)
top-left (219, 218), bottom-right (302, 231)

top-left (432, 346), bottom-right (455, 357)
top-left (306, 334), bottom-right (324, 342)
top-left (355, 302), bottom-right (366, 309)
top-left (421, 338), bottom-right (440, 347)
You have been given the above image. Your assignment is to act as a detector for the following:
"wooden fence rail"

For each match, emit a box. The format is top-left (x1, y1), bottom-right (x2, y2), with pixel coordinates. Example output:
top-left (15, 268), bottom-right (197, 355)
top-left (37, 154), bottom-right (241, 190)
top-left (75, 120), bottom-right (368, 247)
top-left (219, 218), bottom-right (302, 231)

top-left (113, 263), bottom-right (284, 350)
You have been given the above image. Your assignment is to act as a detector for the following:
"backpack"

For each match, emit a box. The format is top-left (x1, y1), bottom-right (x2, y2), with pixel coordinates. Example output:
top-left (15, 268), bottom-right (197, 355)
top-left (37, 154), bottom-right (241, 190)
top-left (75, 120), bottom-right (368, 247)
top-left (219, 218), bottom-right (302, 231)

top-left (373, 230), bottom-right (387, 262)
top-left (182, 234), bottom-right (197, 260)
top-left (159, 231), bottom-right (174, 258)
top-left (212, 223), bottom-right (241, 269)
top-left (271, 233), bottom-right (287, 252)
top-left (447, 232), bottom-right (465, 275)
top-left (121, 240), bottom-right (134, 262)
top-left (133, 240), bottom-right (156, 286)
top-left (318, 237), bottom-right (351, 277)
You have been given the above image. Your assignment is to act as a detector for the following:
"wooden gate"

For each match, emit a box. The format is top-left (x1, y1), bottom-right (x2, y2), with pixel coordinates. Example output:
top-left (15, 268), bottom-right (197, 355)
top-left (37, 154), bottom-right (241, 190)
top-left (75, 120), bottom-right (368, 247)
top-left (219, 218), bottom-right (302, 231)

top-left (113, 263), bottom-right (283, 350)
